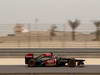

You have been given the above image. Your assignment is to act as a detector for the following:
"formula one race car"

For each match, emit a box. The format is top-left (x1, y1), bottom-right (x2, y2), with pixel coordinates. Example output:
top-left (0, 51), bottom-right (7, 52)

top-left (25, 53), bottom-right (85, 67)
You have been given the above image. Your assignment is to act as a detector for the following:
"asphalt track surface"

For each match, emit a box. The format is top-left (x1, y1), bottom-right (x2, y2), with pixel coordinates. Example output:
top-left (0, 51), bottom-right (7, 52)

top-left (0, 48), bottom-right (100, 57)
top-left (0, 65), bottom-right (100, 74)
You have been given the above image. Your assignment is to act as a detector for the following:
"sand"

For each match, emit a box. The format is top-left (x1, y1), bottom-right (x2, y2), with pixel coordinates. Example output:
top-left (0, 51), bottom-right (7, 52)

top-left (0, 41), bottom-right (100, 48)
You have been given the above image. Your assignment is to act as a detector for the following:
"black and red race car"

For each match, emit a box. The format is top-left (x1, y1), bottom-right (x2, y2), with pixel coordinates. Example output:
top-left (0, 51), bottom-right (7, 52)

top-left (25, 53), bottom-right (85, 67)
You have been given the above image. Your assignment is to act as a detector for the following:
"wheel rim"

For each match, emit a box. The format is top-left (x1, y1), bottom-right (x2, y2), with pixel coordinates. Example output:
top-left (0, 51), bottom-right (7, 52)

top-left (29, 60), bottom-right (35, 67)
top-left (68, 60), bottom-right (76, 67)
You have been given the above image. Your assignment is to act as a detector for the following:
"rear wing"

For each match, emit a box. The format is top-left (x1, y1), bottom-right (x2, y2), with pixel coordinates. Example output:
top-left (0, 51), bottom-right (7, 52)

top-left (25, 53), bottom-right (34, 64)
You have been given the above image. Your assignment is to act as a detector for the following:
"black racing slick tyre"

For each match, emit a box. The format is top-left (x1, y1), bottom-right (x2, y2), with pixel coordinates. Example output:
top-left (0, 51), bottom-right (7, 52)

top-left (68, 59), bottom-right (76, 67)
top-left (28, 59), bottom-right (36, 67)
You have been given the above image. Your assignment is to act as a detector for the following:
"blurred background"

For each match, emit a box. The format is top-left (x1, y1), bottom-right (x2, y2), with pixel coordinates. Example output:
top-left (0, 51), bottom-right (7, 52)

top-left (0, 21), bottom-right (99, 48)
top-left (0, 0), bottom-right (100, 48)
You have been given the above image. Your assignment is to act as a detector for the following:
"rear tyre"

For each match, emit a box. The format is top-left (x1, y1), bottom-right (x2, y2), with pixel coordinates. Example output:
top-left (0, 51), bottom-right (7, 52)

top-left (28, 59), bottom-right (35, 67)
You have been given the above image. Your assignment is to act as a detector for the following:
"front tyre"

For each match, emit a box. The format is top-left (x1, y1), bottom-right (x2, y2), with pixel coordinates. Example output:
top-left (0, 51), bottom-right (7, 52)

top-left (68, 59), bottom-right (76, 67)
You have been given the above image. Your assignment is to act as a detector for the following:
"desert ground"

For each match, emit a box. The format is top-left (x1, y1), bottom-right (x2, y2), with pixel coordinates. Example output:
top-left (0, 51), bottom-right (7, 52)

top-left (0, 31), bottom-right (99, 48)
top-left (0, 41), bottom-right (100, 48)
